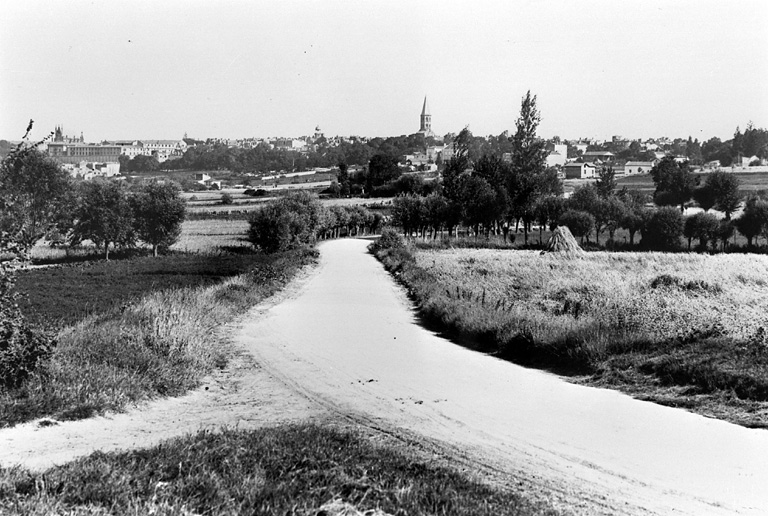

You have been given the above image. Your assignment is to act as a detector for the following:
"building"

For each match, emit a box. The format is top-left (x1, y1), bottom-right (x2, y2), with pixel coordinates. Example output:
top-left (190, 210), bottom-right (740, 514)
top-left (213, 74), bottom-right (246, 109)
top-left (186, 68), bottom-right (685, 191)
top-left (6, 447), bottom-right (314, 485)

top-left (546, 143), bottom-right (567, 167)
top-left (582, 150), bottom-right (615, 163)
top-left (624, 161), bottom-right (655, 175)
top-left (417, 96), bottom-right (435, 138)
top-left (563, 162), bottom-right (597, 179)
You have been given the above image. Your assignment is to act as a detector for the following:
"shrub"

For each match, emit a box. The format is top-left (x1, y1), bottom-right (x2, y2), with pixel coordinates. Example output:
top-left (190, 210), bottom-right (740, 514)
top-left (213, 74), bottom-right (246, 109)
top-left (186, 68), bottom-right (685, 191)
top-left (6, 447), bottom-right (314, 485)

top-left (0, 270), bottom-right (55, 389)
top-left (642, 207), bottom-right (684, 251)
top-left (220, 192), bottom-right (234, 205)
top-left (370, 228), bottom-right (405, 253)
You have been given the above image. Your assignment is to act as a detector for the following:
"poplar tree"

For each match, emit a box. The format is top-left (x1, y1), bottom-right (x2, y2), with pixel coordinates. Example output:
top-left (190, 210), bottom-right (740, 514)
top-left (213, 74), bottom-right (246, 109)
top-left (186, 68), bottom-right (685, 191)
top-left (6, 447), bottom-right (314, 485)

top-left (507, 91), bottom-right (552, 244)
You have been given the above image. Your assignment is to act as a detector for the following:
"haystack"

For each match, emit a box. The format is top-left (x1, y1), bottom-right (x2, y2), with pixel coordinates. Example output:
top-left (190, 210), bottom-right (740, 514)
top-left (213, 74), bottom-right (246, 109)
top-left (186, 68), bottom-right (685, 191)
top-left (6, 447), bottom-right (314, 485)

top-left (541, 225), bottom-right (584, 257)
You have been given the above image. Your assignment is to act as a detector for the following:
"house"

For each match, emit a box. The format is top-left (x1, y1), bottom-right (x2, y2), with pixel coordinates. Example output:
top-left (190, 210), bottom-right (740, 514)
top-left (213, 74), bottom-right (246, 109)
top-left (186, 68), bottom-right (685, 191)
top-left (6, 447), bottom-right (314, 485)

top-left (624, 161), bottom-right (655, 175)
top-left (546, 143), bottom-right (567, 167)
top-left (563, 162), bottom-right (597, 179)
top-left (582, 150), bottom-right (615, 163)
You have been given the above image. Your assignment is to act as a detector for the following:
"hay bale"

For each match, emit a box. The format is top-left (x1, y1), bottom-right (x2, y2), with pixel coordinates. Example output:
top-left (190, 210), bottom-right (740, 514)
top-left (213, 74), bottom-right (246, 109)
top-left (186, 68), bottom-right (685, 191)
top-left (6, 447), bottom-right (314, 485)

top-left (541, 225), bottom-right (584, 257)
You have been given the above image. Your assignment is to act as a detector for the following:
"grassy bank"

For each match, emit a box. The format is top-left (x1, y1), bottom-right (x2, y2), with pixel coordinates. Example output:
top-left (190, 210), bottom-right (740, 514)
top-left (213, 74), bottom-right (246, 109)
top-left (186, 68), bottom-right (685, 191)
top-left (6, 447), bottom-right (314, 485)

top-left (374, 239), bottom-right (768, 427)
top-left (1, 247), bottom-right (317, 428)
top-left (0, 423), bottom-right (555, 516)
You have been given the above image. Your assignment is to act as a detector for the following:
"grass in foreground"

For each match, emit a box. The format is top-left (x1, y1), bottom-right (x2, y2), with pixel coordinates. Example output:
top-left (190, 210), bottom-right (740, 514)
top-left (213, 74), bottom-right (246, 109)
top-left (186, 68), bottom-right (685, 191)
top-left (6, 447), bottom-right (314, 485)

top-left (1, 247), bottom-right (318, 428)
top-left (0, 424), bottom-right (555, 516)
top-left (374, 240), bottom-right (768, 427)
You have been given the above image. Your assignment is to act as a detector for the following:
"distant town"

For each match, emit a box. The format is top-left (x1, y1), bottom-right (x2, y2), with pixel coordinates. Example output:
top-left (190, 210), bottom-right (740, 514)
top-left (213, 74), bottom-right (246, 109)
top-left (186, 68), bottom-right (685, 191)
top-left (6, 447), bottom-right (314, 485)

top-left (1, 97), bottom-right (767, 192)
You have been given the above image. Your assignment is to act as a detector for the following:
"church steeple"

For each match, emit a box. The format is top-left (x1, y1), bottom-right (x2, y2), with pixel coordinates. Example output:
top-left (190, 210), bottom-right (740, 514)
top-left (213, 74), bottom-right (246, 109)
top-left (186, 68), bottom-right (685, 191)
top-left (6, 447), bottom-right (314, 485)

top-left (419, 96), bottom-right (433, 136)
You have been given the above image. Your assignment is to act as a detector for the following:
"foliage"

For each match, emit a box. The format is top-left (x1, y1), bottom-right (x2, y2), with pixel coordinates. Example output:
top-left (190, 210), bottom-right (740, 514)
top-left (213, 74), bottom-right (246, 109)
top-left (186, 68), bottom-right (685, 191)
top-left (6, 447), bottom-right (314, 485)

top-left (247, 192), bottom-right (378, 253)
top-left (650, 156), bottom-right (696, 212)
top-left (366, 154), bottom-right (401, 190)
top-left (704, 170), bottom-right (741, 219)
top-left (391, 194), bottom-right (426, 236)
top-left (0, 148), bottom-right (74, 252)
top-left (131, 181), bottom-right (186, 256)
top-left (734, 196), bottom-right (768, 247)
top-left (70, 179), bottom-right (135, 260)
top-left (220, 192), bottom-right (234, 205)
top-left (684, 212), bottom-right (720, 251)
top-left (506, 91), bottom-right (554, 244)
top-left (0, 123), bottom-right (59, 391)
top-left (558, 210), bottom-right (594, 243)
top-left (594, 165), bottom-right (617, 198)
top-left (642, 206), bottom-right (684, 251)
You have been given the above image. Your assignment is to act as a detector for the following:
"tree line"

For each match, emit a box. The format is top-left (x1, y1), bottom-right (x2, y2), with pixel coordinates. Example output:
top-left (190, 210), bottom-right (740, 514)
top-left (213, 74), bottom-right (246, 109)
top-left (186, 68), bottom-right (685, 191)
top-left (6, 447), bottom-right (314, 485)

top-left (1, 148), bottom-right (186, 261)
top-left (247, 192), bottom-right (382, 253)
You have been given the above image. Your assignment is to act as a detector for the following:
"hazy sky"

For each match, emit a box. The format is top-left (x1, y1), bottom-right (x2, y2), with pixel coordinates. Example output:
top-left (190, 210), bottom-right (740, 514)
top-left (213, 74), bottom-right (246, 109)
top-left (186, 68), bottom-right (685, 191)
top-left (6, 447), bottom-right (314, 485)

top-left (2, 0), bottom-right (766, 142)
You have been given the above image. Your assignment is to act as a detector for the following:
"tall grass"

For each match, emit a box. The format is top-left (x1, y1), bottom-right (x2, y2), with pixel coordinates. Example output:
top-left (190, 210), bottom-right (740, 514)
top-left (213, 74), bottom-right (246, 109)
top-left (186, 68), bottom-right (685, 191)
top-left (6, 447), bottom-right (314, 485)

top-left (0, 424), bottom-right (555, 516)
top-left (375, 241), bottom-right (768, 426)
top-left (1, 248), bottom-right (318, 427)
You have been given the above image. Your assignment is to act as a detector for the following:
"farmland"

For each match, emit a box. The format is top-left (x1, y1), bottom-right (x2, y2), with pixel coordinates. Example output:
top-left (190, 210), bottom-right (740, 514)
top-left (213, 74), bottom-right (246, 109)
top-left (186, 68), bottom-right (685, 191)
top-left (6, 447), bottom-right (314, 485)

top-left (3, 218), bottom-right (318, 427)
top-left (375, 242), bottom-right (768, 427)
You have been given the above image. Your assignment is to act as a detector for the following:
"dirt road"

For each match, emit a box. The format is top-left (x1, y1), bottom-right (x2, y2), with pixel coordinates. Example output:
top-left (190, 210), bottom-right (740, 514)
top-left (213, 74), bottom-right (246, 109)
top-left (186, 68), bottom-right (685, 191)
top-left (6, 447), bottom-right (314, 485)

top-left (239, 239), bottom-right (768, 515)
top-left (3, 238), bottom-right (768, 515)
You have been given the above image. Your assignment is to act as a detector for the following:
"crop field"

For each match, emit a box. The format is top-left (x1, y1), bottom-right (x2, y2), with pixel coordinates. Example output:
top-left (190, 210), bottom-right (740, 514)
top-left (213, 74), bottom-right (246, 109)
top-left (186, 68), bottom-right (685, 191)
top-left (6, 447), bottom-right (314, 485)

top-left (379, 244), bottom-right (768, 426)
top-left (614, 170), bottom-right (768, 195)
top-left (171, 219), bottom-right (251, 252)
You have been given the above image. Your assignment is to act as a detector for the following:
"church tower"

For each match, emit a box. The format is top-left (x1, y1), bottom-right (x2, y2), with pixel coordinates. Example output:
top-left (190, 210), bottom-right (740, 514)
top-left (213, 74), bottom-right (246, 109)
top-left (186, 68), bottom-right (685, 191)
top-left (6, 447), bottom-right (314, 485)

top-left (419, 96), bottom-right (433, 136)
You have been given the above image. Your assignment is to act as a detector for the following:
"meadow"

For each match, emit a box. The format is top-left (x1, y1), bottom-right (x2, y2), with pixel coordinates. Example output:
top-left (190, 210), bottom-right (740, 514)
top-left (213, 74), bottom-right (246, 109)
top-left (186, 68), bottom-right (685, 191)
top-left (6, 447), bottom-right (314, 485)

top-left (376, 241), bottom-right (768, 427)
top-left (0, 423), bottom-right (554, 516)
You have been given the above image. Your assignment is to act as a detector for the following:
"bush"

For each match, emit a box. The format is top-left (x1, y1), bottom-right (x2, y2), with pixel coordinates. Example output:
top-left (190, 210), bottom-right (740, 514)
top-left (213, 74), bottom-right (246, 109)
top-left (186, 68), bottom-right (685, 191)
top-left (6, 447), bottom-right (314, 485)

top-left (220, 193), bottom-right (234, 205)
top-left (0, 270), bottom-right (55, 389)
top-left (642, 207), bottom-right (684, 251)
top-left (369, 228), bottom-right (405, 253)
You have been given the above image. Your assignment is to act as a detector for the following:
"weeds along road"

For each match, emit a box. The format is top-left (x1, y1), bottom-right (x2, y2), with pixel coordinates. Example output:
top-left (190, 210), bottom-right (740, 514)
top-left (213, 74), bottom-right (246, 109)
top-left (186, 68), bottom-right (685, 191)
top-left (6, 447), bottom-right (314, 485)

top-left (239, 238), bottom-right (768, 516)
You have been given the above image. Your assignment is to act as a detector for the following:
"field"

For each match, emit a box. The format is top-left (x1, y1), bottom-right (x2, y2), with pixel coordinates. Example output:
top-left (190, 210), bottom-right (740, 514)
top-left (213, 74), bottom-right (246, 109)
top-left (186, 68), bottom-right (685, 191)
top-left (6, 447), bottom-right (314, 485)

top-left (613, 170), bottom-right (768, 195)
top-left (0, 423), bottom-right (552, 516)
top-left (3, 220), bottom-right (317, 428)
top-left (376, 243), bottom-right (768, 427)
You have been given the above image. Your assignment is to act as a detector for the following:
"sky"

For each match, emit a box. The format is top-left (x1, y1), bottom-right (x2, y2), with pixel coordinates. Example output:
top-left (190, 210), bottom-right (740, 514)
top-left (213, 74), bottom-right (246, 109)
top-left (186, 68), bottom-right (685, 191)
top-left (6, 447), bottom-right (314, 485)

top-left (1, 0), bottom-right (767, 143)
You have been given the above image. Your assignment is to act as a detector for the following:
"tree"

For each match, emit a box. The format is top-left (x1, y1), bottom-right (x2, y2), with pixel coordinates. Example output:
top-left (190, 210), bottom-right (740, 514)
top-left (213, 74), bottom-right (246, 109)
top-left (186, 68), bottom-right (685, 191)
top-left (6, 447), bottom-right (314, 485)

top-left (684, 212), bottom-right (719, 251)
top-left (641, 207), bottom-right (684, 251)
top-left (366, 154), bottom-right (400, 191)
top-left (595, 165), bottom-right (617, 198)
top-left (70, 179), bottom-right (135, 260)
top-left (734, 197), bottom-right (768, 247)
top-left (534, 195), bottom-right (567, 243)
top-left (559, 210), bottom-right (594, 244)
top-left (220, 192), bottom-right (234, 205)
top-left (705, 170), bottom-right (741, 219)
top-left (0, 148), bottom-right (74, 251)
top-left (650, 156), bottom-right (696, 212)
top-left (507, 91), bottom-right (552, 244)
top-left (391, 194), bottom-right (425, 237)
top-left (621, 207), bottom-right (647, 246)
top-left (693, 184), bottom-right (716, 212)
top-left (131, 181), bottom-right (186, 257)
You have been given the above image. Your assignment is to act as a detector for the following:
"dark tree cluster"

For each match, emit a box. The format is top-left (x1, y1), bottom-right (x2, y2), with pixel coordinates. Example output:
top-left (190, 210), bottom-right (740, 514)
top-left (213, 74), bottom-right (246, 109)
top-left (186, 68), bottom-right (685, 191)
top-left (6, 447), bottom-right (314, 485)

top-left (247, 192), bottom-right (381, 253)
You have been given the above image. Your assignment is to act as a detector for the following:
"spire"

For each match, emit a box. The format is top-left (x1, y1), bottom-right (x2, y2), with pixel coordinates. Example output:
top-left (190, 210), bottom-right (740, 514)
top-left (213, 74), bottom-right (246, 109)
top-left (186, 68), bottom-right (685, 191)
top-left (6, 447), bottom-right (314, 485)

top-left (421, 96), bottom-right (430, 116)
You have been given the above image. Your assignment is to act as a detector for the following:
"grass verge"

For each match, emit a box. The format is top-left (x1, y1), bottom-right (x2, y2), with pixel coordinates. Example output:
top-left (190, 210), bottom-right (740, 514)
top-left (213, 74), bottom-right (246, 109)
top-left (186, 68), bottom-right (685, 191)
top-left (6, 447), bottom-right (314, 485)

top-left (373, 237), bottom-right (768, 428)
top-left (0, 423), bottom-right (556, 516)
top-left (1, 248), bottom-right (318, 428)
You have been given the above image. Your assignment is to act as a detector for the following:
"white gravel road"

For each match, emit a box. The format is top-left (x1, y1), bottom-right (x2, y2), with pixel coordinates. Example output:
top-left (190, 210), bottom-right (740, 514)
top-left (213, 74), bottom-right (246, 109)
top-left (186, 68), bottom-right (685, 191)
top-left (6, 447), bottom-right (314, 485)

top-left (239, 238), bottom-right (768, 516)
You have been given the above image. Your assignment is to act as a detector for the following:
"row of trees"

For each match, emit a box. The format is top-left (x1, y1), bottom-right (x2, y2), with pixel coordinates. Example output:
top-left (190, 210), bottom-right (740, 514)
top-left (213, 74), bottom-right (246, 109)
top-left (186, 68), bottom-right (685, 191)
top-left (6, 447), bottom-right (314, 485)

top-left (247, 192), bottom-right (382, 253)
top-left (649, 156), bottom-right (741, 216)
top-left (1, 147), bottom-right (186, 260)
top-left (389, 92), bottom-right (560, 245)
